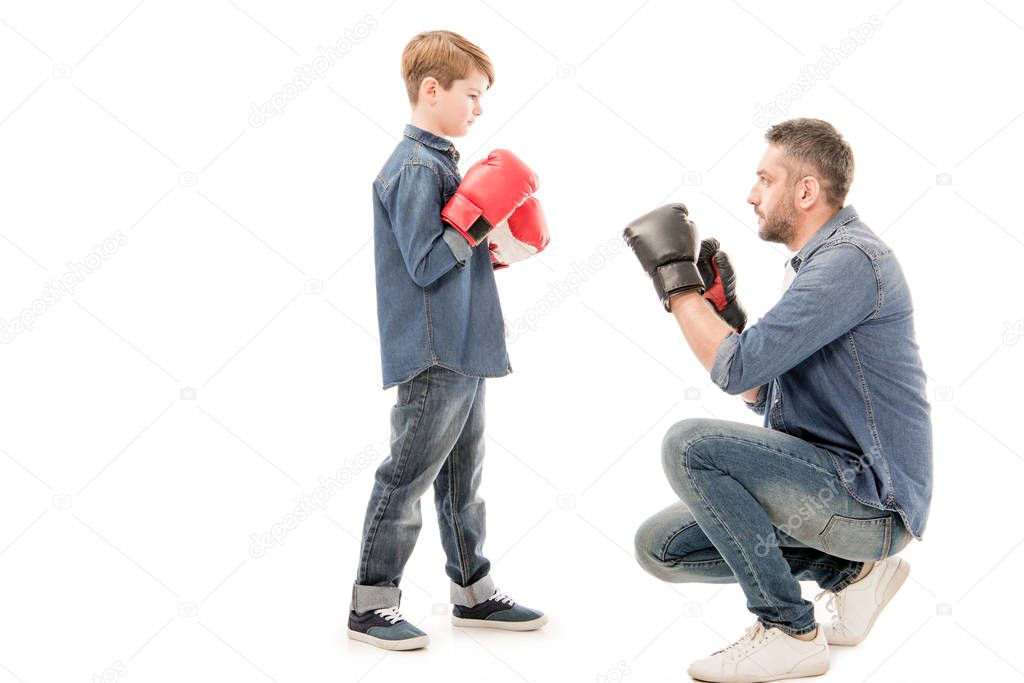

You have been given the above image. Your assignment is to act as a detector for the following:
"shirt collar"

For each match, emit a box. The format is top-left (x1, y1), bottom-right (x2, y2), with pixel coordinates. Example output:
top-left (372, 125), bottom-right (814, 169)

top-left (403, 124), bottom-right (460, 163)
top-left (787, 204), bottom-right (858, 272)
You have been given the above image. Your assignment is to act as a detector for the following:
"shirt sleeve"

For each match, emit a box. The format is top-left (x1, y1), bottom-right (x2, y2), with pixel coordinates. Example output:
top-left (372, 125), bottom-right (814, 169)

top-left (385, 162), bottom-right (468, 287)
top-left (441, 226), bottom-right (472, 265)
top-left (711, 243), bottom-right (879, 395)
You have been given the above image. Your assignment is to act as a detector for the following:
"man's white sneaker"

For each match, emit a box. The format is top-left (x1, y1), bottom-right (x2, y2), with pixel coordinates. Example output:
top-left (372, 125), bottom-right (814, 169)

top-left (686, 620), bottom-right (829, 683)
top-left (814, 556), bottom-right (910, 646)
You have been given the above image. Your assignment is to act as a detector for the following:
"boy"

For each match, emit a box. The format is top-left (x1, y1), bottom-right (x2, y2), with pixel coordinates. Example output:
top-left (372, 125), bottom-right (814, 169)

top-left (347, 30), bottom-right (548, 652)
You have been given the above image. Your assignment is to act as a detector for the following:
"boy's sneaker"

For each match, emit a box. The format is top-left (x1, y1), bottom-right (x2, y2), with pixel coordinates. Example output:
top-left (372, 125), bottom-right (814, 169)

top-left (686, 620), bottom-right (829, 683)
top-left (451, 589), bottom-right (547, 630)
top-left (814, 556), bottom-right (910, 646)
top-left (347, 606), bottom-right (429, 650)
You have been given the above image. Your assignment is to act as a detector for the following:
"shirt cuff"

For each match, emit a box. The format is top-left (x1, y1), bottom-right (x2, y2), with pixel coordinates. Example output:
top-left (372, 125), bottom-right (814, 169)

top-left (441, 226), bottom-right (472, 266)
top-left (745, 385), bottom-right (768, 415)
top-left (711, 331), bottom-right (740, 391)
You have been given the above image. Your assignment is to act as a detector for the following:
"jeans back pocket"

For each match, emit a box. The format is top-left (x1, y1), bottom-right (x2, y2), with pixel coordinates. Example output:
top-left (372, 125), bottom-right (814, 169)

top-left (819, 513), bottom-right (893, 561)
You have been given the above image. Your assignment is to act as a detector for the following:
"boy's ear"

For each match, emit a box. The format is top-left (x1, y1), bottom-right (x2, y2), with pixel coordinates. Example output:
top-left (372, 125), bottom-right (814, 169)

top-left (419, 76), bottom-right (439, 104)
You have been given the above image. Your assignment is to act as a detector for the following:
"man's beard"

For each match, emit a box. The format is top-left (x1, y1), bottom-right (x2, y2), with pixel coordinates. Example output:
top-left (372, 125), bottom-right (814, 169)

top-left (758, 192), bottom-right (798, 244)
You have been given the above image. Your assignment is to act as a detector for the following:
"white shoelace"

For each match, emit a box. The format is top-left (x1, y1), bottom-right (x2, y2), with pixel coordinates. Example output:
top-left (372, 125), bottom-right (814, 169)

top-left (373, 606), bottom-right (405, 624)
top-left (489, 589), bottom-right (515, 607)
top-left (713, 622), bottom-right (772, 660)
top-left (814, 589), bottom-right (844, 633)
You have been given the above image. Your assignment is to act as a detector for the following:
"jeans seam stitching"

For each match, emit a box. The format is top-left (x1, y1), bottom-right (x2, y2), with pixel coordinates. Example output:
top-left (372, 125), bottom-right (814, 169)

top-left (450, 442), bottom-right (472, 585)
top-left (659, 522), bottom-right (700, 562)
top-left (686, 434), bottom-right (835, 477)
top-left (358, 367), bottom-right (431, 582)
top-left (682, 446), bottom-right (782, 620)
top-left (667, 557), bottom-right (848, 572)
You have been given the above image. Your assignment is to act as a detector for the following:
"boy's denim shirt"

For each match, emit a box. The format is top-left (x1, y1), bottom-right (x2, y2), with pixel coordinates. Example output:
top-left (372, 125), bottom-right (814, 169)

top-left (711, 205), bottom-right (933, 541)
top-left (372, 124), bottom-right (510, 389)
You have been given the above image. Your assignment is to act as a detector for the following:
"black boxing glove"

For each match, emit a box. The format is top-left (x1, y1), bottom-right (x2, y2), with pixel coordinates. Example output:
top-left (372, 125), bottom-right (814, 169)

top-left (623, 204), bottom-right (704, 311)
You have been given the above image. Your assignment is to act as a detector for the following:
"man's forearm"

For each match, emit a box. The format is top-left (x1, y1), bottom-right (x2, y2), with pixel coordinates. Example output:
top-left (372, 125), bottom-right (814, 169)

top-left (668, 291), bottom-right (762, 404)
top-left (668, 291), bottom-right (732, 370)
top-left (739, 385), bottom-right (763, 404)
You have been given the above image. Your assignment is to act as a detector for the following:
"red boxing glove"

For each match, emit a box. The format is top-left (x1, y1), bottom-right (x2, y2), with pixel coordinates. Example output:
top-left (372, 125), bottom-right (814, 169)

top-left (488, 196), bottom-right (550, 269)
top-left (442, 149), bottom-right (538, 247)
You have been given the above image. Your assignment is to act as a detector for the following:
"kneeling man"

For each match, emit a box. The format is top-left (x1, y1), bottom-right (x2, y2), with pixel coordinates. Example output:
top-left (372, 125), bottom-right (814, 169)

top-left (623, 118), bottom-right (932, 683)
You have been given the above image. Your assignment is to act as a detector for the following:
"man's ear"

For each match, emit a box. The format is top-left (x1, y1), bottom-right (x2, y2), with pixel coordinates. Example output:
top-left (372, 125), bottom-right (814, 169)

top-left (419, 77), bottom-right (439, 105)
top-left (796, 175), bottom-right (821, 210)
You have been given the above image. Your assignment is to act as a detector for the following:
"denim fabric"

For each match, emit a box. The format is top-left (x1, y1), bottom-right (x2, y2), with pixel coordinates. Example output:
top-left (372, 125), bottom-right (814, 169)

top-left (711, 205), bottom-right (932, 541)
top-left (373, 124), bottom-right (510, 389)
top-left (352, 366), bottom-right (492, 613)
top-left (639, 418), bottom-right (912, 636)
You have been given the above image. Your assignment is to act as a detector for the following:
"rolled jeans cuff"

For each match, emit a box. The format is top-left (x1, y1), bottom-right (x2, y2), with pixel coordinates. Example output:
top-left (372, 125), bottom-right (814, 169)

top-left (450, 574), bottom-right (495, 607)
top-left (351, 584), bottom-right (401, 613)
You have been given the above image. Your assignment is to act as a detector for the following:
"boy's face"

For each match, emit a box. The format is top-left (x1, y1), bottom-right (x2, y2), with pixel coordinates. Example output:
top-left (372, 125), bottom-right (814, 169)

top-left (419, 68), bottom-right (488, 138)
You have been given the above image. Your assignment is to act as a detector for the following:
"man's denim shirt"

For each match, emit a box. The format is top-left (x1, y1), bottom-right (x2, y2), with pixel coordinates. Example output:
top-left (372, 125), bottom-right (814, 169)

top-left (372, 124), bottom-right (510, 389)
top-left (711, 205), bottom-right (933, 541)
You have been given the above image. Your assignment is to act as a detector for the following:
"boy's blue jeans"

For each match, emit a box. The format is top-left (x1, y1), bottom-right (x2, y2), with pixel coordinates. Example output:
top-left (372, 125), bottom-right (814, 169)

top-left (635, 418), bottom-right (912, 637)
top-left (352, 365), bottom-right (493, 613)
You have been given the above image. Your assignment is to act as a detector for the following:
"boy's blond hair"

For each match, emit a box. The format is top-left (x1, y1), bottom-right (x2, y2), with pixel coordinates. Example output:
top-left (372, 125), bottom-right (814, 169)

top-left (401, 30), bottom-right (494, 105)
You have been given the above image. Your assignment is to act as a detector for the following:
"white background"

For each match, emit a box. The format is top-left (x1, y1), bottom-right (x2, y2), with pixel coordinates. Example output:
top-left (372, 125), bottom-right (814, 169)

top-left (1, 1), bottom-right (1022, 681)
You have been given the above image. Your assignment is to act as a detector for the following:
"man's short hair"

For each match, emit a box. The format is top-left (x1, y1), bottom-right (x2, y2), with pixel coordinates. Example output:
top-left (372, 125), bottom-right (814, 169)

top-left (765, 118), bottom-right (855, 207)
top-left (401, 30), bottom-right (494, 105)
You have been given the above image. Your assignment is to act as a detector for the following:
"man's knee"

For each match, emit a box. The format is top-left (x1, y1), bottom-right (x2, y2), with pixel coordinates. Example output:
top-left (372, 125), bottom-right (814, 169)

top-left (661, 418), bottom-right (728, 483)
top-left (633, 518), bottom-right (671, 580)
top-left (633, 517), bottom-right (706, 584)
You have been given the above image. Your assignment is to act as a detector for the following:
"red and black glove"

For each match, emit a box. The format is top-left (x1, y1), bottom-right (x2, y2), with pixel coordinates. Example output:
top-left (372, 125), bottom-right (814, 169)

top-left (697, 238), bottom-right (747, 332)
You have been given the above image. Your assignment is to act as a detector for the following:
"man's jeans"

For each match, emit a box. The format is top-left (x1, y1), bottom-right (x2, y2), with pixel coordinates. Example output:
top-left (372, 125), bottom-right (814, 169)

top-left (635, 418), bottom-right (911, 637)
top-left (352, 365), bottom-right (494, 613)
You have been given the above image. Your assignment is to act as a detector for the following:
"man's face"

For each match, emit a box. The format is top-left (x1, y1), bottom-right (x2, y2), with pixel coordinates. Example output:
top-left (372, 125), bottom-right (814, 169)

top-left (433, 68), bottom-right (487, 137)
top-left (747, 145), bottom-right (798, 245)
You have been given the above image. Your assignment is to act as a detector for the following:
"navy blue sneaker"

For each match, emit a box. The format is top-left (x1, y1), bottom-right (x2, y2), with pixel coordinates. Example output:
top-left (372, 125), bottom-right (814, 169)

top-left (347, 606), bottom-right (429, 650)
top-left (451, 590), bottom-right (547, 631)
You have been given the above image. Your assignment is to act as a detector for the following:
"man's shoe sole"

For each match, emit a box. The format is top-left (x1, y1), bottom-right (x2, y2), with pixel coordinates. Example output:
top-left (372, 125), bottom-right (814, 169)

top-left (347, 629), bottom-right (429, 650)
top-left (451, 614), bottom-right (548, 631)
